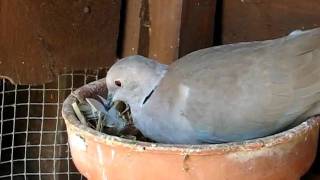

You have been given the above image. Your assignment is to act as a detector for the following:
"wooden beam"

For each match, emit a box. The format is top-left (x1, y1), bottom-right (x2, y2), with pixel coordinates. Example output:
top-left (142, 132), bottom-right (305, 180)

top-left (121, 0), bottom-right (143, 57)
top-left (179, 0), bottom-right (216, 57)
top-left (121, 0), bottom-right (216, 64)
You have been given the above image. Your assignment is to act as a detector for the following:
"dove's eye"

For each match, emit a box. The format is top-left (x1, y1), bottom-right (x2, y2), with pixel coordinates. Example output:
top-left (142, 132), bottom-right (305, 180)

top-left (114, 80), bottom-right (122, 87)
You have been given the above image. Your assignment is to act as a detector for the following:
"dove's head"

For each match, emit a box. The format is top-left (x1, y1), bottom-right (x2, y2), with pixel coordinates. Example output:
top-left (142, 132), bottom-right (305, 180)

top-left (106, 55), bottom-right (168, 111)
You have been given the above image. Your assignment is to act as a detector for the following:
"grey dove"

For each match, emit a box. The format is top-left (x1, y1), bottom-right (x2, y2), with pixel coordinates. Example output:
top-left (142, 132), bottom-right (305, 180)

top-left (106, 28), bottom-right (320, 144)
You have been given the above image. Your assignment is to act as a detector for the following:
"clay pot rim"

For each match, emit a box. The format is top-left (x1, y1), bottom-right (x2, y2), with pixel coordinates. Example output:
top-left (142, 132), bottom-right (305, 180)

top-left (62, 78), bottom-right (319, 154)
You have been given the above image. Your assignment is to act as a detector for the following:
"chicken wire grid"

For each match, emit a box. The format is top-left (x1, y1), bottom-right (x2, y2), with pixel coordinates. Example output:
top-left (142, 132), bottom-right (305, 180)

top-left (0, 69), bottom-right (107, 180)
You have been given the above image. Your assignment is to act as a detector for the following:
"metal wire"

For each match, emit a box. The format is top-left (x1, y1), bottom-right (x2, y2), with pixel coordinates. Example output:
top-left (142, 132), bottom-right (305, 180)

top-left (0, 69), bottom-right (106, 180)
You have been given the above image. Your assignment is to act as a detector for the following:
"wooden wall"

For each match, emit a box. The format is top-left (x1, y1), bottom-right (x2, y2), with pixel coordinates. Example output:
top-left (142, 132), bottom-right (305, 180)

top-left (0, 0), bottom-right (120, 85)
top-left (1, 0), bottom-right (320, 84)
top-left (221, 0), bottom-right (320, 44)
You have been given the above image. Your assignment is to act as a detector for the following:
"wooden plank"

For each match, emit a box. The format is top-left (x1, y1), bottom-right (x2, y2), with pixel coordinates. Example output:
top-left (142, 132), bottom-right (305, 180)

top-left (222, 0), bottom-right (320, 44)
top-left (121, 0), bottom-right (143, 57)
top-left (179, 0), bottom-right (216, 57)
top-left (0, 0), bottom-right (120, 85)
top-left (148, 0), bottom-right (184, 64)
top-left (121, 0), bottom-right (216, 64)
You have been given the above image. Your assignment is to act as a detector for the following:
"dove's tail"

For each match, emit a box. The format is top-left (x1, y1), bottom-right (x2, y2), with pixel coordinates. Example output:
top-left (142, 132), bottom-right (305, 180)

top-left (288, 27), bottom-right (320, 37)
top-left (287, 27), bottom-right (320, 124)
top-left (288, 27), bottom-right (320, 50)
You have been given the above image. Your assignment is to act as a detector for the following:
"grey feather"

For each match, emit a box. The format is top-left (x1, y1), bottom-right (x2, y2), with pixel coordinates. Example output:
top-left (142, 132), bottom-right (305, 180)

top-left (106, 27), bottom-right (320, 144)
top-left (73, 97), bottom-right (127, 133)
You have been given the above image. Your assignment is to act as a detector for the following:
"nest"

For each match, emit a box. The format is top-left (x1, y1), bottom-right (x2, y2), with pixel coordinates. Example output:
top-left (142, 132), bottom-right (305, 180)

top-left (72, 95), bottom-right (154, 142)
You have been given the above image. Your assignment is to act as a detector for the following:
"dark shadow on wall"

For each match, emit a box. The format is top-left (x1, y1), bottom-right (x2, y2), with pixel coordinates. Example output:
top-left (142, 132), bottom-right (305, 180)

top-left (213, 0), bottom-right (223, 46)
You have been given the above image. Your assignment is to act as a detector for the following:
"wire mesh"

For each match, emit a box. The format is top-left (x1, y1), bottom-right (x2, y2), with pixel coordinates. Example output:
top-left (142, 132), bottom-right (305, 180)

top-left (0, 69), bottom-right (106, 180)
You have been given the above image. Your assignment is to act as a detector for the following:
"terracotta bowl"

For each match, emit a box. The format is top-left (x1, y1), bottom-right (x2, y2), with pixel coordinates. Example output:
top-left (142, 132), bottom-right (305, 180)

top-left (62, 78), bottom-right (320, 180)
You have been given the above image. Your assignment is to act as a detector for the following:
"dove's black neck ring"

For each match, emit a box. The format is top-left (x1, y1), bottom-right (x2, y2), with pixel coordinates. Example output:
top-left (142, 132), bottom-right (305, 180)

top-left (142, 89), bottom-right (155, 105)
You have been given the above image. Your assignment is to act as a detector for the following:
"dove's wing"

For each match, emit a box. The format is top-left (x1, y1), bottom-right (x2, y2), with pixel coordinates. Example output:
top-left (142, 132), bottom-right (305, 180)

top-left (143, 28), bottom-right (320, 143)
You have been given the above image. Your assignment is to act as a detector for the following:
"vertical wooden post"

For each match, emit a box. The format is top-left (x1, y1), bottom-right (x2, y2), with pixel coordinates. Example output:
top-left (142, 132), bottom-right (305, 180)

top-left (121, 0), bottom-right (143, 57)
top-left (121, 0), bottom-right (216, 64)
top-left (148, 0), bottom-right (184, 64)
top-left (179, 0), bottom-right (216, 57)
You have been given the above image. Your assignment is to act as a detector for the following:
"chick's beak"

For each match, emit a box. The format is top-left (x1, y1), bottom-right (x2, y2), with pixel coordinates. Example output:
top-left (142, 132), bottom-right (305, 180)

top-left (106, 93), bottom-right (114, 109)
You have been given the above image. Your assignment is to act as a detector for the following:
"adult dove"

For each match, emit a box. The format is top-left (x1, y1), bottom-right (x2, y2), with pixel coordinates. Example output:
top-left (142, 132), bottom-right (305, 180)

top-left (106, 28), bottom-right (320, 144)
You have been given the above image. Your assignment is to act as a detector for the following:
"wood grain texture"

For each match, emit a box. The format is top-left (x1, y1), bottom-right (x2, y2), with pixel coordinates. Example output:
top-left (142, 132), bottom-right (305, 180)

top-left (222, 0), bottom-right (320, 43)
top-left (179, 0), bottom-right (216, 57)
top-left (121, 0), bottom-right (142, 57)
top-left (148, 0), bottom-right (184, 64)
top-left (0, 0), bottom-right (120, 85)
top-left (121, 0), bottom-right (216, 64)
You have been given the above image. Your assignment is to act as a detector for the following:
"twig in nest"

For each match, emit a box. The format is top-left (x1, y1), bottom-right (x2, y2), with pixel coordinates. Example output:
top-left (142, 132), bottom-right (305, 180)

top-left (96, 112), bottom-right (103, 132)
top-left (120, 105), bottom-right (130, 116)
top-left (72, 102), bottom-right (87, 125)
